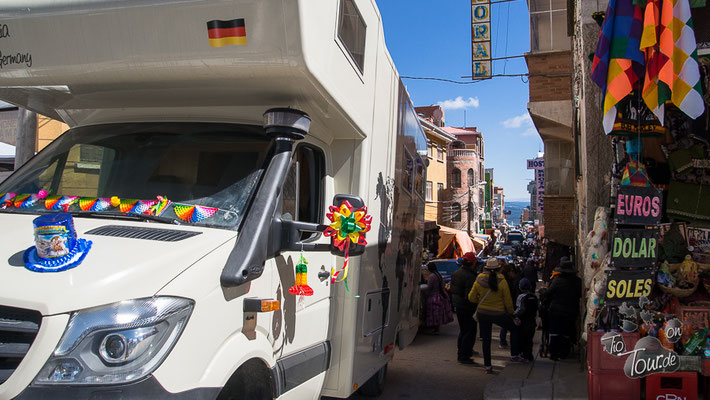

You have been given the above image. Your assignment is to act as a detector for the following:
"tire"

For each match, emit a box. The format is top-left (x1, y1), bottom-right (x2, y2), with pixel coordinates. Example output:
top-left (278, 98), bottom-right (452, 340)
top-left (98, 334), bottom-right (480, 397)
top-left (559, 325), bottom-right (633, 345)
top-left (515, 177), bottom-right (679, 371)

top-left (358, 364), bottom-right (387, 397)
top-left (217, 359), bottom-right (273, 400)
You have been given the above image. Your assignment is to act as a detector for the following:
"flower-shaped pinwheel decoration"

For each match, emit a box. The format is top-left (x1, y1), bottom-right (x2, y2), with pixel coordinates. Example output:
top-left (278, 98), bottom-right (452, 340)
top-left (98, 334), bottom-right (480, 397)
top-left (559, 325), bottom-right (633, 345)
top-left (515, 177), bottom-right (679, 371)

top-left (323, 201), bottom-right (372, 251)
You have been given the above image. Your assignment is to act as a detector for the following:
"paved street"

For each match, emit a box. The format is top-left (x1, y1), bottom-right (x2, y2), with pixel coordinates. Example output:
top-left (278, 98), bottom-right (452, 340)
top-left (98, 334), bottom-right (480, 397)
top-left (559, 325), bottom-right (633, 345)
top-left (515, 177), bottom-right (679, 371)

top-left (348, 318), bottom-right (512, 400)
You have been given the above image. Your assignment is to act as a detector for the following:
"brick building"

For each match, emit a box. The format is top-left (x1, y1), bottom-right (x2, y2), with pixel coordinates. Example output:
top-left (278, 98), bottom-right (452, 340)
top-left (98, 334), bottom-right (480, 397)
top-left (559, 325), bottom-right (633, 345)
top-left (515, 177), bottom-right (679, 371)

top-left (525, 0), bottom-right (575, 248)
top-left (442, 126), bottom-right (485, 234)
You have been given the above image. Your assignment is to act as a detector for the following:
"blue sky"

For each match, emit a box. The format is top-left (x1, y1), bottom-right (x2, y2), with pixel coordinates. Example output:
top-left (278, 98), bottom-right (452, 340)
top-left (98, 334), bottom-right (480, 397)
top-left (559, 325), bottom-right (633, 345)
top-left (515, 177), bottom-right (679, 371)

top-left (375, 0), bottom-right (543, 201)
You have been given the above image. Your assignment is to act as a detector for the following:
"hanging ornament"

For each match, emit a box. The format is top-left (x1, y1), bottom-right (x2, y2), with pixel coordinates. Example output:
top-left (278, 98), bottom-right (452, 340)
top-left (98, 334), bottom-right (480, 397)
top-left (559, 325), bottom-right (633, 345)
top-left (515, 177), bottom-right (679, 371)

top-left (173, 204), bottom-right (218, 223)
top-left (288, 254), bottom-right (314, 296)
top-left (323, 200), bottom-right (372, 296)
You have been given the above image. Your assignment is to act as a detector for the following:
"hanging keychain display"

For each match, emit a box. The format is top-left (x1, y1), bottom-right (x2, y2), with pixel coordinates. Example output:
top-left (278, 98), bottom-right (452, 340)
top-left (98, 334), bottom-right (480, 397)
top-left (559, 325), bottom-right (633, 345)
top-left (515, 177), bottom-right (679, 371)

top-left (288, 252), bottom-right (314, 296)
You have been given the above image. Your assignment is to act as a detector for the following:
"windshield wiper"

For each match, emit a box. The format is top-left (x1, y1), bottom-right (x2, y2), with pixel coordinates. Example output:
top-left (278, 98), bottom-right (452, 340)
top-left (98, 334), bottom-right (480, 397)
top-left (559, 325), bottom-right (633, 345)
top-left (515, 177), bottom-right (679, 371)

top-left (70, 211), bottom-right (182, 225)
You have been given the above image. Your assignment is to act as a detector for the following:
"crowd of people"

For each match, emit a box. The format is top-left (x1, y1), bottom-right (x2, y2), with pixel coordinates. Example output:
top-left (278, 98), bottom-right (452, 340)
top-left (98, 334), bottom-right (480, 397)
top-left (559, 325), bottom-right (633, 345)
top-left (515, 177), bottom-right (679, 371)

top-left (420, 238), bottom-right (582, 374)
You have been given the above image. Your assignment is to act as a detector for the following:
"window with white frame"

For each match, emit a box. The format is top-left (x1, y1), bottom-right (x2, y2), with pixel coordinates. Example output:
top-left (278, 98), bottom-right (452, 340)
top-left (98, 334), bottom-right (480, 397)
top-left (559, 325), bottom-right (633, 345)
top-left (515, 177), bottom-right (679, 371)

top-left (529, 0), bottom-right (569, 52)
top-left (426, 181), bottom-right (433, 201)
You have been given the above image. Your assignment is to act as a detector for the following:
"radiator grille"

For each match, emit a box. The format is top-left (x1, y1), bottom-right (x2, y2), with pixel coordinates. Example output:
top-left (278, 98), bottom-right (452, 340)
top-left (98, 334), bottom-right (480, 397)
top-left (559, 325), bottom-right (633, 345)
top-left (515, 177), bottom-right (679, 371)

top-left (85, 225), bottom-right (202, 242)
top-left (0, 306), bottom-right (41, 385)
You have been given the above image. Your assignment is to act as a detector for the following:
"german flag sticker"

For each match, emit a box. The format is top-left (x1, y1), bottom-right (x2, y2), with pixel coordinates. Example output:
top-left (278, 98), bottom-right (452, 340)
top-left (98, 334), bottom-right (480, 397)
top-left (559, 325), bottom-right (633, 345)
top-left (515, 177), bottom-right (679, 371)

top-left (207, 19), bottom-right (246, 47)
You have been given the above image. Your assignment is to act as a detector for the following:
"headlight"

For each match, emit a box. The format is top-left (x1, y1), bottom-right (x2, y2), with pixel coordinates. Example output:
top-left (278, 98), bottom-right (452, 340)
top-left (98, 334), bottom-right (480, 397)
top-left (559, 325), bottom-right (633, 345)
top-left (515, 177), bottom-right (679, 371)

top-left (33, 297), bottom-right (193, 385)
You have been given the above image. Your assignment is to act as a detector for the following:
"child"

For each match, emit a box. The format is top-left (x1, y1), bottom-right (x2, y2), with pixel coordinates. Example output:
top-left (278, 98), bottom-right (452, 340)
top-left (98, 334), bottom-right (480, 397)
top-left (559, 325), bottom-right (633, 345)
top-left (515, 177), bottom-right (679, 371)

top-left (513, 277), bottom-right (538, 362)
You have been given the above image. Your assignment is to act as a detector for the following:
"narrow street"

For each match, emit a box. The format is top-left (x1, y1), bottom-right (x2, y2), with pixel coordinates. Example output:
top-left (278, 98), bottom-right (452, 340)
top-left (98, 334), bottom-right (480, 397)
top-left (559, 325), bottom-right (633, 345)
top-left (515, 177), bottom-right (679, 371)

top-left (348, 319), bottom-right (510, 400)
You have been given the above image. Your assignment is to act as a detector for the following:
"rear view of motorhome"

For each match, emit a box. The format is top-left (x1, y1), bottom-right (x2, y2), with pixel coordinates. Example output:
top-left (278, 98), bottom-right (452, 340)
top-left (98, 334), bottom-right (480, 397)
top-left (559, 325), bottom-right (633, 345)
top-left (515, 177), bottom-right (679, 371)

top-left (0, 0), bottom-right (426, 399)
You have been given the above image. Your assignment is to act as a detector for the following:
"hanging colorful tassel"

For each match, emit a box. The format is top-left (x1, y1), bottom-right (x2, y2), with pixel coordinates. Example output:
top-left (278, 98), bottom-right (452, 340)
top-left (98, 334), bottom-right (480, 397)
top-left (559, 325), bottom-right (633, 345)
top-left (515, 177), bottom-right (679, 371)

top-left (288, 254), bottom-right (314, 296)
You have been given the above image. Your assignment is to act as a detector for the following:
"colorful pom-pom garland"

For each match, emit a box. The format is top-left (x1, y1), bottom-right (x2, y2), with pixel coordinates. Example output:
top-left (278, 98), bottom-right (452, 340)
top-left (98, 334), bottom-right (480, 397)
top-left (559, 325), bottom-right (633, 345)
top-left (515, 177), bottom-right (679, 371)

top-left (1, 191), bottom-right (221, 223)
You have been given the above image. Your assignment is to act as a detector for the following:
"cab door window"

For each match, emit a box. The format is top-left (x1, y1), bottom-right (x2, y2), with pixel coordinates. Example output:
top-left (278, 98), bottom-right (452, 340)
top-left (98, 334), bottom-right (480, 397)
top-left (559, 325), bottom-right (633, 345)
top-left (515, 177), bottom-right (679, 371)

top-left (281, 145), bottom-right (325, 239)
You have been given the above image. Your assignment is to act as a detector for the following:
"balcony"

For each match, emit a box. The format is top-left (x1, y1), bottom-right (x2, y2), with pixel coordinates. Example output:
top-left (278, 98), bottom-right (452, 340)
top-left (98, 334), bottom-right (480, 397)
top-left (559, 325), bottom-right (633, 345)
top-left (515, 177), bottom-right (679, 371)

top-left (449, 149), bottom-right (479, 159)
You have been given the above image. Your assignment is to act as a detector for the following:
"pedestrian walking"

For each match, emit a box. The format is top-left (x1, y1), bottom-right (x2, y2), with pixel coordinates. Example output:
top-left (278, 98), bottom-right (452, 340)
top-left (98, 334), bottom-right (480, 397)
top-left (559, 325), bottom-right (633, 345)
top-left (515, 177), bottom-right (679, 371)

top-left (423, 262), bottom-right (453, 334)
top-left (468, 257), bottom-right (520, 374)
top-left (498, 260), bottom-right (519, 349)
top-left (522, 259), bottom-right (539, 285)
top-left (540, 258), bottom-right (582, 360)
top-left (450, 252), bottom-right (479, 364)
top-left (513, 278), bottom-right (538, 362)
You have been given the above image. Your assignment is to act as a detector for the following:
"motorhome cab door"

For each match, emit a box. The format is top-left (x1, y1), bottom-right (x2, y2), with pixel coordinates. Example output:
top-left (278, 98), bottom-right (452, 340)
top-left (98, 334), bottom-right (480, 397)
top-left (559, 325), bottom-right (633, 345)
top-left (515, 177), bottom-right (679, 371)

top-left (268, 140), bottom-right (335, 397)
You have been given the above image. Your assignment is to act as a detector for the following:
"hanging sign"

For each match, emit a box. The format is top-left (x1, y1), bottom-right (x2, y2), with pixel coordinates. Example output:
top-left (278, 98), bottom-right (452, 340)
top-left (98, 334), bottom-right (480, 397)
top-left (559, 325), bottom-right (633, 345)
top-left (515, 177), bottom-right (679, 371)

top-left (610, 228), bottom-right (660, 268)
top-left (605, 269), bottom-right (654, 304)
top-left (614, 186), bottom-right (663, 225)
top-left (471, 0), bottom-right (491, 79)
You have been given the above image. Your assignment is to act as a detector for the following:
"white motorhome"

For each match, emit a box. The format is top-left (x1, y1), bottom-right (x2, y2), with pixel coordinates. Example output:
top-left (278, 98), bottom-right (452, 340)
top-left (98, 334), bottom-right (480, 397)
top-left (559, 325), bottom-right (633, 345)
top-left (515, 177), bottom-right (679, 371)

top-left (0, 0), bottom-right (427, 399)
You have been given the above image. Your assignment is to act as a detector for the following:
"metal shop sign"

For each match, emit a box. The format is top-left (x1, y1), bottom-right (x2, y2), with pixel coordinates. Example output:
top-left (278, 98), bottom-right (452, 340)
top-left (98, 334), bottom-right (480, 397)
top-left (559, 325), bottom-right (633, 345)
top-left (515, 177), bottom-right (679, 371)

top-left (614, 186), bottom-right (663, 226)
top-left (471, 0), bottom-right (491, 79)
top-left (610, 228), bottom-right (660, 268)
top-left (526, 158), bottom-right (544, 170)
top-left (600, 333), bottom-right (679, 379)
top-left (605, 269), bottom-right (654, 304)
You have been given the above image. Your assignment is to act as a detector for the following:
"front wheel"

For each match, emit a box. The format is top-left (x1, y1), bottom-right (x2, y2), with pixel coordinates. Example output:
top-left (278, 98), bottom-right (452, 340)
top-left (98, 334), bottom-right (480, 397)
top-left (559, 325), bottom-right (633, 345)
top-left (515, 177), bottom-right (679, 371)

top-left (358, 363), bottom-right (387, 397)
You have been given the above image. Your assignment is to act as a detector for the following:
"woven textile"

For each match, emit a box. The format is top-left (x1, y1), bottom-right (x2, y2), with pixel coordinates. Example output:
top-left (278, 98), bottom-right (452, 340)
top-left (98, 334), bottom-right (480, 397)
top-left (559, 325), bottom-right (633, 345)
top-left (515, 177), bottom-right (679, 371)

top-left (591, 0), bottom-right (646, 133)
top-left (640, 0), bottom-right (704, 122)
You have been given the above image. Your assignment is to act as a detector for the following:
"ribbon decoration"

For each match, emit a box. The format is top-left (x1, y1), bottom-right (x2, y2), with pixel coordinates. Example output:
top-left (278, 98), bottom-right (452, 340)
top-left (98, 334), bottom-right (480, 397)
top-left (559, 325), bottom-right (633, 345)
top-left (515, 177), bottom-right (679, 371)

top-left (323, 200), bottom-right (372, 296)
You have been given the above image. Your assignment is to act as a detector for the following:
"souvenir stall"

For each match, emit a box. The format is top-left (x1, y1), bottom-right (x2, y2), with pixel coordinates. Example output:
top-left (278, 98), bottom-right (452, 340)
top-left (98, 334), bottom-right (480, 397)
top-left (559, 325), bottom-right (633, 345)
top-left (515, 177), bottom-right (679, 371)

top-left (585, 0), bottom-right (710, 399)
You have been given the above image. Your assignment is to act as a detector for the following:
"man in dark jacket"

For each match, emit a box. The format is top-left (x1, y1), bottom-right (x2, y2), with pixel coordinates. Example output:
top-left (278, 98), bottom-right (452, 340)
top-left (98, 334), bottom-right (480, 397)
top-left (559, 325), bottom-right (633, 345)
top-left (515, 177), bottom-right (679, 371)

top-left (542, 258), bottom-right (582, 360)
top-left (450, 252), bottom-right (479, 364)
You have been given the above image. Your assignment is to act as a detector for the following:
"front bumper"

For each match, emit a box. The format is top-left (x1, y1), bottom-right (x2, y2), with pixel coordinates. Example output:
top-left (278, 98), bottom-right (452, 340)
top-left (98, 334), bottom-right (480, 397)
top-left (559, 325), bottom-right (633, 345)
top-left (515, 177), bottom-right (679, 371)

top-left (13, 376), bottom-right (220, 400)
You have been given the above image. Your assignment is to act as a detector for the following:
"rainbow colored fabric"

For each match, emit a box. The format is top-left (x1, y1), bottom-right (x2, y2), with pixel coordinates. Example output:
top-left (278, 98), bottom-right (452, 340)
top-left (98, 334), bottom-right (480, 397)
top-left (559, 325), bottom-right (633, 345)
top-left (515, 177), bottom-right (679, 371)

top-left (591, 0), bottom-right (646, 134)
top-left (646, 0), bottom-right (703, 122)
top-left (173, 204), bottom-right (218, 223)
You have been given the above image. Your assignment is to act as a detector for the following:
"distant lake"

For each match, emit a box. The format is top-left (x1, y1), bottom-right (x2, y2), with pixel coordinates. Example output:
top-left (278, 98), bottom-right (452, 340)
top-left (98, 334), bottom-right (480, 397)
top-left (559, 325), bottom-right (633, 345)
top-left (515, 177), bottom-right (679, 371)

top-left (505, 201), bottom-right (530, 224)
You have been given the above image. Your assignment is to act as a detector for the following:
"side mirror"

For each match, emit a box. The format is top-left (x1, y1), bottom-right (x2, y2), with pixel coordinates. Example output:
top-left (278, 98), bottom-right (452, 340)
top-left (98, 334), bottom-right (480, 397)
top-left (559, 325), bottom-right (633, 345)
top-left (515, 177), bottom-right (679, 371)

top-left (326, 194), bottom-right (369, 257)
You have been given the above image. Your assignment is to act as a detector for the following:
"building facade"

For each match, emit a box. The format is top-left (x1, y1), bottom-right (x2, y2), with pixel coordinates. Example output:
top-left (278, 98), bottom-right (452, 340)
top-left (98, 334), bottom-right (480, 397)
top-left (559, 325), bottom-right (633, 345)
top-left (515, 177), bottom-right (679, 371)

top-left (415, 106), bottom-right (456, 225)
top-left (492, 186), bottom-right (505, 224)
top-left (442, 126), bottom-right (485, 234)
top-left (525, 0), bottom-right (575, 248)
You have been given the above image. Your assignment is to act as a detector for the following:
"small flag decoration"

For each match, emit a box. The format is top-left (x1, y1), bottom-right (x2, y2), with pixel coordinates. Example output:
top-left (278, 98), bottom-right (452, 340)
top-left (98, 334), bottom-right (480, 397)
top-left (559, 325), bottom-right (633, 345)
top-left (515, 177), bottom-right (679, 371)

top-left (78, 197), bottom-right (112, 212)
top-left (119, 199), bottom-right (139, 213)
top-left (173, 204), bottom-right (218, 223)
top-left (0, 193), bottom-right (16, 206)
top-left (46, 196), bottom-right (79, 211)
top-left (207, 19), bottom-right (247, 47)
top-left (129, 200), bottom-right (157, 215)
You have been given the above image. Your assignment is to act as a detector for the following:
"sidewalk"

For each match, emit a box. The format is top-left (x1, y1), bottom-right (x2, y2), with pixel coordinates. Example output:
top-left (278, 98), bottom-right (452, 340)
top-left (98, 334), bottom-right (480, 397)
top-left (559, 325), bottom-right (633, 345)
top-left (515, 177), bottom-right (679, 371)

top-left (483, 327), bottom-right (588, 400)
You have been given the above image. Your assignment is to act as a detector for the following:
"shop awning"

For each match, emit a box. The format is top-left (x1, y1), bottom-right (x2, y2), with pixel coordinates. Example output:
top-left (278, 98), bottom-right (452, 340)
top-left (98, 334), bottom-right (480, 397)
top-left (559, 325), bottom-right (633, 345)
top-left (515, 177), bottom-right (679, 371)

top-left (437, 225), bottom-right (475, 259)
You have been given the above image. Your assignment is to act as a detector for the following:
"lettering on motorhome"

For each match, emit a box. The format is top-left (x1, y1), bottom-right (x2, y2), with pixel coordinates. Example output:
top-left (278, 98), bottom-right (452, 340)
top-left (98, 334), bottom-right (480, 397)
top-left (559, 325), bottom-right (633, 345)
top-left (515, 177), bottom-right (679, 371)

top-left (0, 51), bottom-right (32, 68)
top-left (0, 25), bottom-right (9, 39)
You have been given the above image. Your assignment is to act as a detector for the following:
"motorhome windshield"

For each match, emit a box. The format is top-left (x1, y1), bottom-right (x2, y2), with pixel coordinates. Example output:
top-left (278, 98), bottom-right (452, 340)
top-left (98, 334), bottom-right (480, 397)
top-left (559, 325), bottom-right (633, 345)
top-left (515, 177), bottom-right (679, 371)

top-left (0, 123), bottom-right (272, 229)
